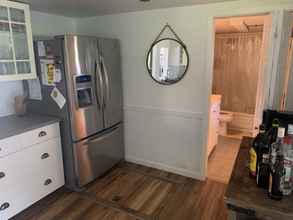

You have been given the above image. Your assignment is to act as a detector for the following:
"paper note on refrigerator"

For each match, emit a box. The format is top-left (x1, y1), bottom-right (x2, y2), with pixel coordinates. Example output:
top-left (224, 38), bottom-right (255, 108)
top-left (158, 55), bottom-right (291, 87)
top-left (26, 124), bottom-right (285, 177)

top-left (54, 68), bottom-right (62, 83)
top-left (37, 41), bottom-right (46, 57)
top-left (40, 59), bottom-right (55, 86)
top-left (27, 77), bottom-right (42, 100)
top-left (50, 87), bottom-right (66, 109)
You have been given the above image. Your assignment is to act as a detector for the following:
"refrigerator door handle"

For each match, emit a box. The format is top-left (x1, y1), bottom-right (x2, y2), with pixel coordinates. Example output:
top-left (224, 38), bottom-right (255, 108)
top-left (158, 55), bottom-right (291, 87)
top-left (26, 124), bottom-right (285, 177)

top-left (94, 61), bottom-right (101, 110)
top-left (95, 59), bottom-right (104, 110)
top-left (101, 56), bottom-right (110, 109)
top-left (84, 125), bottom-right (120, 144)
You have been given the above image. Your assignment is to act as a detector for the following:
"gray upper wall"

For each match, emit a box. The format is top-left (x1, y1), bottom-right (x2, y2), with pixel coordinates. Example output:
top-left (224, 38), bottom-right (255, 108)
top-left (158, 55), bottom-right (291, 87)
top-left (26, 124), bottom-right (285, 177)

top-left (22, 0), bottom-right (236, 17)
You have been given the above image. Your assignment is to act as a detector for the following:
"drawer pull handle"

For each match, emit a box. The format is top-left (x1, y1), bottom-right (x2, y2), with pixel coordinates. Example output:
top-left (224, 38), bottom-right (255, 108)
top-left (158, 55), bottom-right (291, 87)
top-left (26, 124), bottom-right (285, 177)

top-left (0, 202), bottom-right (9, 211)
top-left (38, 131), bottom-right (47, 137)
top-left (41, 153), bottom-right (50, 159)
top-left (0, 172), bottom-right (5, 179)
top-left (44, 178), bottom-right (52, 186)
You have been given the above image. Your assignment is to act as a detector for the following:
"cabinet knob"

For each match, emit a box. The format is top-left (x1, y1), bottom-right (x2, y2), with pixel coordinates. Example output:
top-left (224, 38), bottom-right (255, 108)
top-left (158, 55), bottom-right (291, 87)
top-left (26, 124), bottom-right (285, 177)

top-left (0, 202), bottom-right (9, 211)
top-left (41, 153), bottom-right (50, 159)
top-left (38, 131), bottom-right (47, 137)
top-left (0, 172), bottom-right (5, 179)
top-left (44, 178), bottom-right (52, 186)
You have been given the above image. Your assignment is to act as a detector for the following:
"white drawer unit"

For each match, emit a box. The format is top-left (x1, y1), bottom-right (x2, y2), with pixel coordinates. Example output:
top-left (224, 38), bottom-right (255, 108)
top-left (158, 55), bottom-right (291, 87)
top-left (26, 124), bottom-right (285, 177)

top-left (0, 122), bottom-right (64, 220)
top-left (0, 136), bottom-right (21, 158)
top-left (20, 123), bottom-right (60, 149)
top-left (0, 123), bottom-right (59, 158)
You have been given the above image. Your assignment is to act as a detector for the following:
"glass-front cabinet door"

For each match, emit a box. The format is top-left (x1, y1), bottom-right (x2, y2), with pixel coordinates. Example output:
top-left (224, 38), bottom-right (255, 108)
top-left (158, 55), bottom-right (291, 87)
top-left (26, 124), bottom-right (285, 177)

top-left (0, 1), bottom-right (35, 81)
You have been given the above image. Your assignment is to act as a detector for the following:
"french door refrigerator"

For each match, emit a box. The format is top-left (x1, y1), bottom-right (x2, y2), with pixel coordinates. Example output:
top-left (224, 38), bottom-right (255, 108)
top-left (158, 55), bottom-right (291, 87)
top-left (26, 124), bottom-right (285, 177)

top-left (26, 35), bottom-right (124, 191)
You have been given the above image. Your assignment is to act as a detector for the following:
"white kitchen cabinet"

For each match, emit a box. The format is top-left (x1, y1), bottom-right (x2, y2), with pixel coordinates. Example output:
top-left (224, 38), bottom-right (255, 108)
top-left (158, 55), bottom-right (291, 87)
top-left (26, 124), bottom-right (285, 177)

top-left (0, 0), bottom-right (36, 81)
top-left (0, 122), bottom-right (64, 220)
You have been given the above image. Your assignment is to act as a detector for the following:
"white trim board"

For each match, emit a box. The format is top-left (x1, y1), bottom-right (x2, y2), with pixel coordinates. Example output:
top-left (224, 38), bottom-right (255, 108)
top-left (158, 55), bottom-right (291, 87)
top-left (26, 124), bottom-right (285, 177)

top-left (124, 105), bottom-right (203, 120)
top-left (126, 156), bottom-right (205, 180)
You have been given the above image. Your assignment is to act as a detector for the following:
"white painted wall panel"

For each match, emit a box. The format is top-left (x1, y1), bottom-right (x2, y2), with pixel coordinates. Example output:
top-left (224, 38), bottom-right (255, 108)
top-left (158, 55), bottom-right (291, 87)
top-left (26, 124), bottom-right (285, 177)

top-left (124, 106), bottom-right (204, 178)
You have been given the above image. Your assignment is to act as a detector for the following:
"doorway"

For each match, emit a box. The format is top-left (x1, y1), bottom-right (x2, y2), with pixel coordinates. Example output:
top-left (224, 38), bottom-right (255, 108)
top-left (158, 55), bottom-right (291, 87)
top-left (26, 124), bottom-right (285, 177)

top-left (207, 14), bottom-right (271, 183)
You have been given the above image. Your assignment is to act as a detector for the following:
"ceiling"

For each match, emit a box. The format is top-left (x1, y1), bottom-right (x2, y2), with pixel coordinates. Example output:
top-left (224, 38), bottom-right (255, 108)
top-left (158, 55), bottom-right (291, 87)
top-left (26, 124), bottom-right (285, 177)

top-left (215, 16), bottom-right (266, 34)
top-left (17, 0), bottom-right (235, 18)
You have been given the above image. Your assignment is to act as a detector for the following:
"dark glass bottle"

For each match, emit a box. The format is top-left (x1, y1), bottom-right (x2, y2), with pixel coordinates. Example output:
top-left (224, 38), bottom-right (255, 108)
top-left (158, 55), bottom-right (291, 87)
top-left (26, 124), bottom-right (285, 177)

top-left (268, 127), bottom-right (285, 200)
top-left (268, 154), bottom-right (284, 200)
top-left (250, 125), bottom-right (267, 182)
top-left (268, 119), bottom-right (280, 145)
top-left (281, 124), bottom-right (293, 195)
top-left (256, 125), bottom-right (270, 189)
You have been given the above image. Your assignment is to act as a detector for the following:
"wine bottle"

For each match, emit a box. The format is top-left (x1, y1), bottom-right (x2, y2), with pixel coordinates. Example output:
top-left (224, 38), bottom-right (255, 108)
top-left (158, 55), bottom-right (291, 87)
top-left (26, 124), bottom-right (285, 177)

top-left (256, 125), bottom-right (270, 189)
top-left (252, 125), bottom-right (269, 186)
top-left (268, 154), bottom-right (284, 200)
top-left (281, 124), bottom-right (293, 195)
top-left (268, 119), bottom-right (280, 145)
top-left (268, 127), bottom-right (285, 200)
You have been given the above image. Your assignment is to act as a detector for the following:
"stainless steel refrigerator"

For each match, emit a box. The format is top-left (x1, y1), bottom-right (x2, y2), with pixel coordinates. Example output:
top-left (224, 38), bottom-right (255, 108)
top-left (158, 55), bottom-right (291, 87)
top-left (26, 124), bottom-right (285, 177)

top-left (26, 35), bottom-right (124, 191)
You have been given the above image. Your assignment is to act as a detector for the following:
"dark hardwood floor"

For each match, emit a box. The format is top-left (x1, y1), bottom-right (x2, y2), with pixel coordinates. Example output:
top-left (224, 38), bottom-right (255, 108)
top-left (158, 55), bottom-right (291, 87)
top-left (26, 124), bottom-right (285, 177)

top-left (11, 162), bottom-right (228, 220)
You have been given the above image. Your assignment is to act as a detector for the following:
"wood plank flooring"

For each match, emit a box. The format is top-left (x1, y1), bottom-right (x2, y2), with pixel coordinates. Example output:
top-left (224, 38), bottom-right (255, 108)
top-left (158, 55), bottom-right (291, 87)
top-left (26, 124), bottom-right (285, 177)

top-left (11, 162), bottom-right (228, 220)
top-left (208, 136), bottom-right (241, 184)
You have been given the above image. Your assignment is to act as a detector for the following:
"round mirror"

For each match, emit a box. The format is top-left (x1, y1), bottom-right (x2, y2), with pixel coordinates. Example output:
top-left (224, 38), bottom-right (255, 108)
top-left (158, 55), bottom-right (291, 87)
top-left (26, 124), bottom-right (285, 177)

top-left (146, 38), bottom-right (189, 85)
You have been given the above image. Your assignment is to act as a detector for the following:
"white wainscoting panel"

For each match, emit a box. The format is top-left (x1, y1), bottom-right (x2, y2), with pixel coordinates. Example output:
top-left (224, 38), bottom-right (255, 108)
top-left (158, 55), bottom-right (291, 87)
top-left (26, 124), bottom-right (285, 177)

top-left (124, 105), bottom-right (204, 180)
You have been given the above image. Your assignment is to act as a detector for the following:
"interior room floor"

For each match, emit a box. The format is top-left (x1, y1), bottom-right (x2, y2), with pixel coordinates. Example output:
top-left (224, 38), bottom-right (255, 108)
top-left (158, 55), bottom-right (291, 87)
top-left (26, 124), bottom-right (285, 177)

top-left (12, 162), bottom-right (228, 220)
top-left (208, 136), bottom-right (241, 184)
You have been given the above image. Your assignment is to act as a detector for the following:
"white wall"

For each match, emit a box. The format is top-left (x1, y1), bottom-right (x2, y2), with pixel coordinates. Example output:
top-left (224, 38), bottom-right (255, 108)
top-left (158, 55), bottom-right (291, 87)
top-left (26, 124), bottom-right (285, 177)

top-left (74, 0), bottom-right (293, 179)
top-left (0, 11), bottom-right (75, 117)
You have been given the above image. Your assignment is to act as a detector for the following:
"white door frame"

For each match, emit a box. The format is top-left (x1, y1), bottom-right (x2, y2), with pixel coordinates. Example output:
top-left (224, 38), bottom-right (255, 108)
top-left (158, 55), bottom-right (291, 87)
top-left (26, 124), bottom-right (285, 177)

top-left (283, 38), bottom-right (293, 110)
top-left (270, 11), bottom-right (293, 110)
top-left (201, 11), bottom-right (275, 180)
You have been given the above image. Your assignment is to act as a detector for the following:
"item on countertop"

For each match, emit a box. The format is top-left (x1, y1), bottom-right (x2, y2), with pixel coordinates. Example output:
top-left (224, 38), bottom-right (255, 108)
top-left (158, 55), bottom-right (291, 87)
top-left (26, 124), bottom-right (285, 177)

top-left (268, 154), bottom-right (284, 200)
top-left (255, 125), bottom-right (270, 189)
top-left (268, 127), bottom-right (285, 200)
top-left (270, 127), bottom-right (285, 166)
top-left (249, 140), bottom-right (258, 179)
top-left (14, 95), bottom-right (27, 116)
top-left (250, 124), bottom-right (266, 179)
top-left (268, 119), bottom-right (280, 145)
top-left (257, 153), bottom-right (270, 189)
top-left (281, 124), bottom-right (293, 195)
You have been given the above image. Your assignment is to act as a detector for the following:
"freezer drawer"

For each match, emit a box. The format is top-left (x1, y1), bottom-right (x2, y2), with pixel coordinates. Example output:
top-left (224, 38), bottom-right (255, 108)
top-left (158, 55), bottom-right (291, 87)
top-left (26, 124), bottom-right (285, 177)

top-left (74, 124), bottom-right (124, 187)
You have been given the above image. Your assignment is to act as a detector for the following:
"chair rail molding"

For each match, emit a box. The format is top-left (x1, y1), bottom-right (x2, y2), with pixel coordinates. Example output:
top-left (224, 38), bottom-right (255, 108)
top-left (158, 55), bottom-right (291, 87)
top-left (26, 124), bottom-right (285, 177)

top-left (124, 105), bottom-right (203, 120)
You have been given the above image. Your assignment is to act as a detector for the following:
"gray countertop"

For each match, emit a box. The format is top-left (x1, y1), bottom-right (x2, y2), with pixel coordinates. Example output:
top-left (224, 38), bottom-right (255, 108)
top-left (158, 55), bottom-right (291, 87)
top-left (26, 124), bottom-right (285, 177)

top-left (0, 114), bottom-right (60, 140)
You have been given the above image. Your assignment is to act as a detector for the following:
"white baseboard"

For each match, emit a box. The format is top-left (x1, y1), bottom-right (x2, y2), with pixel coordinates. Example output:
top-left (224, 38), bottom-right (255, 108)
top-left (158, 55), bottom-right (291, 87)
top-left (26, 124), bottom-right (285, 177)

top-left (125, 155), bottom-right (205, 181)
